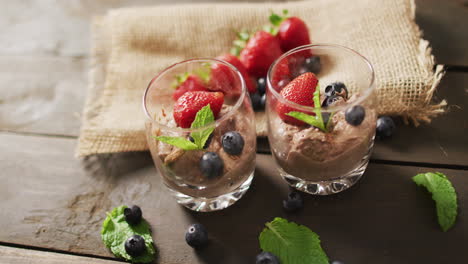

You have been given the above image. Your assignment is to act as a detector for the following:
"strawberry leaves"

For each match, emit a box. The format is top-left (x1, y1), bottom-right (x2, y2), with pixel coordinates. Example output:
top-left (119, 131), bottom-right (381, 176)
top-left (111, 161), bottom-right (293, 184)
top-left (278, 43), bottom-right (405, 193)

top-left (264, 9), bottom-right (289, 36)
top-left (230, 30), bottom-right (250, 56)
top-left (154, 105), bottom-right (216, 150)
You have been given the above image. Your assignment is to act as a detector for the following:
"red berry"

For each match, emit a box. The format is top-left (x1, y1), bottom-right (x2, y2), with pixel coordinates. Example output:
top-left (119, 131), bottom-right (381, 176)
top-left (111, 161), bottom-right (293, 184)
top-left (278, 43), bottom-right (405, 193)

top-left (173, 91), bottom-right (224, 128)
top-left (278, 17), bottom-right (311, 52)
top-left (276, 72), bottom-right (318, 126)
top-left (173, 75), bottom-right (209, 101)
top-left (240, 31), bottom-right (283, 78)
top-left (210, 54), bottom-right (257, 95)
top-left (271, 57), bottom-right (291, 90)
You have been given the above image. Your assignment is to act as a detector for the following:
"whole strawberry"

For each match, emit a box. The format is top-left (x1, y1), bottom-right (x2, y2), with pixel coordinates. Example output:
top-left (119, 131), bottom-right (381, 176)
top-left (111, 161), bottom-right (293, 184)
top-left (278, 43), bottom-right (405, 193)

top-left (173, 74), bottom-right (209, 101)
top-left (271, 57), bottom-right (291, 90)
top-left (211, 54), bottom-right (257, 95)
top-left (267, 10), bottom-right (311, 53)
top-left (239, 31), bottom-right (283, 78)
top-left (276, 72), bottom-right (318, 126)
top-left (173, 91), bottom-right (224, 128)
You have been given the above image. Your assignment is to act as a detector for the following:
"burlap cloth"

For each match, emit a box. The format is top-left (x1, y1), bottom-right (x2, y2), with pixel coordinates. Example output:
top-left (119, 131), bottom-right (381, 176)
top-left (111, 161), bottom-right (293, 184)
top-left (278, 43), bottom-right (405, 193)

top-left (77, 0), bottom-right (445, 157)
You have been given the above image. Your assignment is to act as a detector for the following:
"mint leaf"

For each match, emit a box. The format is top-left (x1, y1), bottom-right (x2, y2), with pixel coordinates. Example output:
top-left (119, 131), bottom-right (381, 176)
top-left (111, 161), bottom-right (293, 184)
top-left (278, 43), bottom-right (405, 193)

top-left (286, 111), bottom-right (326, 131)
top-left (259, 217), bottom-right (329, 264)
top-left (153, 136), bottom-right (199, 150)
top-left (190, 105), bottom-right (215, 149)
top-left (101, 206), bottom-right (156, 263)
top-left (413, 172), bottom-right (458, 231)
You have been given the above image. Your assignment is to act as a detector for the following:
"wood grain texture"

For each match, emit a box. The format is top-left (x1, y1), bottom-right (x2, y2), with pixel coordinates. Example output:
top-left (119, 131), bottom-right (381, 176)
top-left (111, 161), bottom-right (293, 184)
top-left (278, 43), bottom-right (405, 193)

top-left (0, 246), bottom-right (121, 264)
top-left (1, 133), bottom-right (467, 263)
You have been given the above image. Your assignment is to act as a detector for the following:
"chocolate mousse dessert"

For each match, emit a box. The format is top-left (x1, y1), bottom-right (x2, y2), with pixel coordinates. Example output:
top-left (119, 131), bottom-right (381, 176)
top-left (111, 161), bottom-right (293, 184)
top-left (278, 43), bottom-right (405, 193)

top-left (267, 72), bottom-right (376, 194)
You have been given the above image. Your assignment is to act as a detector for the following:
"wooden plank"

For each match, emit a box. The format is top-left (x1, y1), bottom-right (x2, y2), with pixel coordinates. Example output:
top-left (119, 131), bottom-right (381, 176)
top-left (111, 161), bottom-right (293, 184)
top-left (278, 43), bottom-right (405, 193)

top-left (373, 72), bottom-right (468, 167)
top-left (0, 246), bottom-right (121, 264)
top-left (415, 0), bottom-right (468, 66)
top-left (1, 133), bottom-right (467, 263)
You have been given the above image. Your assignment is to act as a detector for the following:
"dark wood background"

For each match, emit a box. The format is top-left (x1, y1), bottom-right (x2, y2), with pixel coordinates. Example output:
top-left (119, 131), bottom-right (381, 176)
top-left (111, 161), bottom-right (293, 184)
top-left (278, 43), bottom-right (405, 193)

top-left (1, 0), bottom-right (467, 263)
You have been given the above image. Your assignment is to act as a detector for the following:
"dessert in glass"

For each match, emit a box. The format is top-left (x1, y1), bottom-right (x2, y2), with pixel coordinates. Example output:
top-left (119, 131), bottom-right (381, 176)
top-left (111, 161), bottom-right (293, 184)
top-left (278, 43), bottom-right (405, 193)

top-left (143, 58), bottom-right (256, 211)
top-left (266, 44), bottom-right (376, 195)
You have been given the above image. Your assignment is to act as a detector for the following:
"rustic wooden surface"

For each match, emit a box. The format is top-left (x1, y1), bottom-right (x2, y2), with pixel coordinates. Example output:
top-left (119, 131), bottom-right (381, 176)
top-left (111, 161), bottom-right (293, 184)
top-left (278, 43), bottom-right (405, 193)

top-left (0, 0), bottom-right (467, 263)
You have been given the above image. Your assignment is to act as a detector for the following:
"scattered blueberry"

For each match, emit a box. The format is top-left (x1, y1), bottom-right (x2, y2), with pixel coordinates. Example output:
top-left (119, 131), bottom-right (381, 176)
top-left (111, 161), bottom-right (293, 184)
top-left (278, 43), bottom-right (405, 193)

top-left (189, 133), bottom-right (213, 149)
top-left (185, 223), bottom-right (208, 249)
top-left (376, 116), bottom-right (396, 139)
top-left (322, 95), bottom-right (342, 107)
top-left (345, 105), bottom-right (365, 126)
top-left (256, 252), bottom-right (280, 264)
top-left (331, 261), bottom-right (345, 264)
top-left (257, 77), bottom-right (267, 95)
top-left (124, 205), bottom-right (142, 226)
top-left (282, 191), bottom-right (304, 212)
top-left (324, 82), bottom-right (348, 99)
top-left (125, 235), bottom-right (146, 257)
top-left (200, 152), bottom-right (224, 178)
top-left (302, 56), bottom-right (321, 74)
top-left (222, 131), bottom-right (245, 155)
top-left (251, 92), bottom-right (264, 111)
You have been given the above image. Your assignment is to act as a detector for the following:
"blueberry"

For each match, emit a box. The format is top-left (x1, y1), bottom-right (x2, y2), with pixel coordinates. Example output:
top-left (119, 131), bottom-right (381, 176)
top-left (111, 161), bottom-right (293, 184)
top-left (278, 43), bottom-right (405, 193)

top-left (257, 77), bottom-right (267, 95)
top-left (376, 116), bottom-right (396, 139)
top-left (324, 82), bottom-right (348, 99)
top-left (200, 152), bottom-right (224, 178)
top-left (256, 252), bottom-right (280, 264)
top-left (260, 93), bottom-right (266, 108)
top-left (302, 56), bottom-right (321, 74)
top-left (222, 131), bottom-right (245, 155)
top-left (251, 92), bottom-right (264, 111)
top-left (125, 235), bottom-right (146, 257)
top-left (345, 105), bottom-right (365, 126)
top-left (282, 191), bottom-right (303, 212)
top-left (189, 133), bottom-right (213, 149)
top-left (322, 95), bottom-right (342, 107)
top-left (331, 261), bottom-right (345, 264)
top-left (124, 205), bottom-right (142, 226)
top-left (185, 223), bottom-right (208, 249)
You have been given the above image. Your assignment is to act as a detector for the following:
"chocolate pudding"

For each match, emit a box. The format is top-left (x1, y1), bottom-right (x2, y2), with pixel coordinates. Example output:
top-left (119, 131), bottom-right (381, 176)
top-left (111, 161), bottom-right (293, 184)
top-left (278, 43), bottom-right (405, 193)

top-left (268, 96), bottom-right (376, 182)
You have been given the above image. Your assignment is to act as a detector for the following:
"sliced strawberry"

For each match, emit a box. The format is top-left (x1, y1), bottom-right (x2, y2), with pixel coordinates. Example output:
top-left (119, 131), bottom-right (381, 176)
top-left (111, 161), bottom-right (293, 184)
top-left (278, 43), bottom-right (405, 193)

top-left (173, 91), bottom-right (224, 128)
top-left (278, 17), bottom-right (311, 52)
top-left (276, 72), bottom-right (318, 126)
top-left (240, 31), bottom-right (283, 78)
top-left (210, 54), bottom-right (257, 95)
top-left (173, 74), bottom-right (209, 101)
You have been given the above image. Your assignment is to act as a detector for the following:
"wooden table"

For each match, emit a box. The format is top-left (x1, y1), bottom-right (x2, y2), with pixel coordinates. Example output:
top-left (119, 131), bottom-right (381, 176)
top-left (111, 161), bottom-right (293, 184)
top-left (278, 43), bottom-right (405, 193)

top-left (1, 0), bottom-right (467, 263)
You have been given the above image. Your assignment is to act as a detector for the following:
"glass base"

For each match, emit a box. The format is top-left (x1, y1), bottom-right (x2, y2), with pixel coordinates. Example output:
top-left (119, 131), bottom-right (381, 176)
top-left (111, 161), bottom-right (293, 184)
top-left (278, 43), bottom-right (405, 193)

top-left (279, 154), bottom-right (371, 195)
top-left (167, 172), bottom-right (254, 212)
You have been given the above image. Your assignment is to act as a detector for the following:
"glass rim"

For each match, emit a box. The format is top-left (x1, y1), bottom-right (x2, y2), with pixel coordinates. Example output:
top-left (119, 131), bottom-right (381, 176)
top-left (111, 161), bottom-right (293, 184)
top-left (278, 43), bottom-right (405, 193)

top-left (266, 43), bottom-right (376, 113)
top-left (142, 58), bottom-right (247, 133)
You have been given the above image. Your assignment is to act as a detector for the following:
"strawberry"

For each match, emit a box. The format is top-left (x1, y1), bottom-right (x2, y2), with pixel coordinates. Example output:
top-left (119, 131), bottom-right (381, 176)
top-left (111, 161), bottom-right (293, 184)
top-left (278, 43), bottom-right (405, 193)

top-left (239, 31), bottom-right (283, 78)
top-left (271, 57), bottom-right (291, 90)
top-left (172, 74), bottom-right (209, 101)
top-left (210, 54), bottom-right (257, 95)
top-left (278, 17), bottom-right (311, 52)
top-left (276, 72), bottom-right (318, 126)
top-left (173, 91), bottom-right (224, 128)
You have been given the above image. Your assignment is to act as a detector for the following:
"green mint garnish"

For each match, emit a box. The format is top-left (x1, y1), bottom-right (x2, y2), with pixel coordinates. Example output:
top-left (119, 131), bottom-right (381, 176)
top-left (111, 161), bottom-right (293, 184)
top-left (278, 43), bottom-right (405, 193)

top-left (101, 206), bottom-right (156, 263)
top-left (413, 172), bottom-right (458, 231)
top-left (259, 217), bottom-right (329, 264)
top-left (154, 105), bottom-right (215, 151)
top-left (286, 86), bottom-right (330, 132)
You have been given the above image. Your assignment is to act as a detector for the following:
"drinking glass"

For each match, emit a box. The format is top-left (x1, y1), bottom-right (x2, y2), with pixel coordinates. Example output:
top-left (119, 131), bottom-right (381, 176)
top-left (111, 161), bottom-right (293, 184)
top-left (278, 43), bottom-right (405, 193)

top-left (143, 58), bottom-right (256, 211)
top-left (266, 44), bottom-right (376, 195)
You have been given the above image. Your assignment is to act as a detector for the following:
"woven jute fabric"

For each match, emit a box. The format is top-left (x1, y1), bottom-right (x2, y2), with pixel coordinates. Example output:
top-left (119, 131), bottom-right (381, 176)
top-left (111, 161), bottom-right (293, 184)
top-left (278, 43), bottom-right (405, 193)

top-left (77, 0), bottom-right (445, 157)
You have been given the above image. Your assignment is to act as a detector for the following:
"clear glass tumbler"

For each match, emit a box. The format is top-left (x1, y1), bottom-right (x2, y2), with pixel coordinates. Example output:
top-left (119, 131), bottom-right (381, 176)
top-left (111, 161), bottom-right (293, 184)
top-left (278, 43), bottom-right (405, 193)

top-left (266, 44), bottom-right (376, 195)
top-left (143, 58), bottom-right (256, 212)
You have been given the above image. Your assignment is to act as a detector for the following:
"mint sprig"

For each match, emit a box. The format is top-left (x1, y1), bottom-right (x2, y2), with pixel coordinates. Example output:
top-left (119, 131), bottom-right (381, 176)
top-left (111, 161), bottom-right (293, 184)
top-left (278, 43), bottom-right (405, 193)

top-left (101, 206), bottom-right (156, 263)
top-left (413, 172), bottom-right (458, 231)
top-left (286, 86), bottom-right (330, 132)
top-left (154, 105), bottom-right (215, 150)
top-left (259, 217), bottom-right (329, 264)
